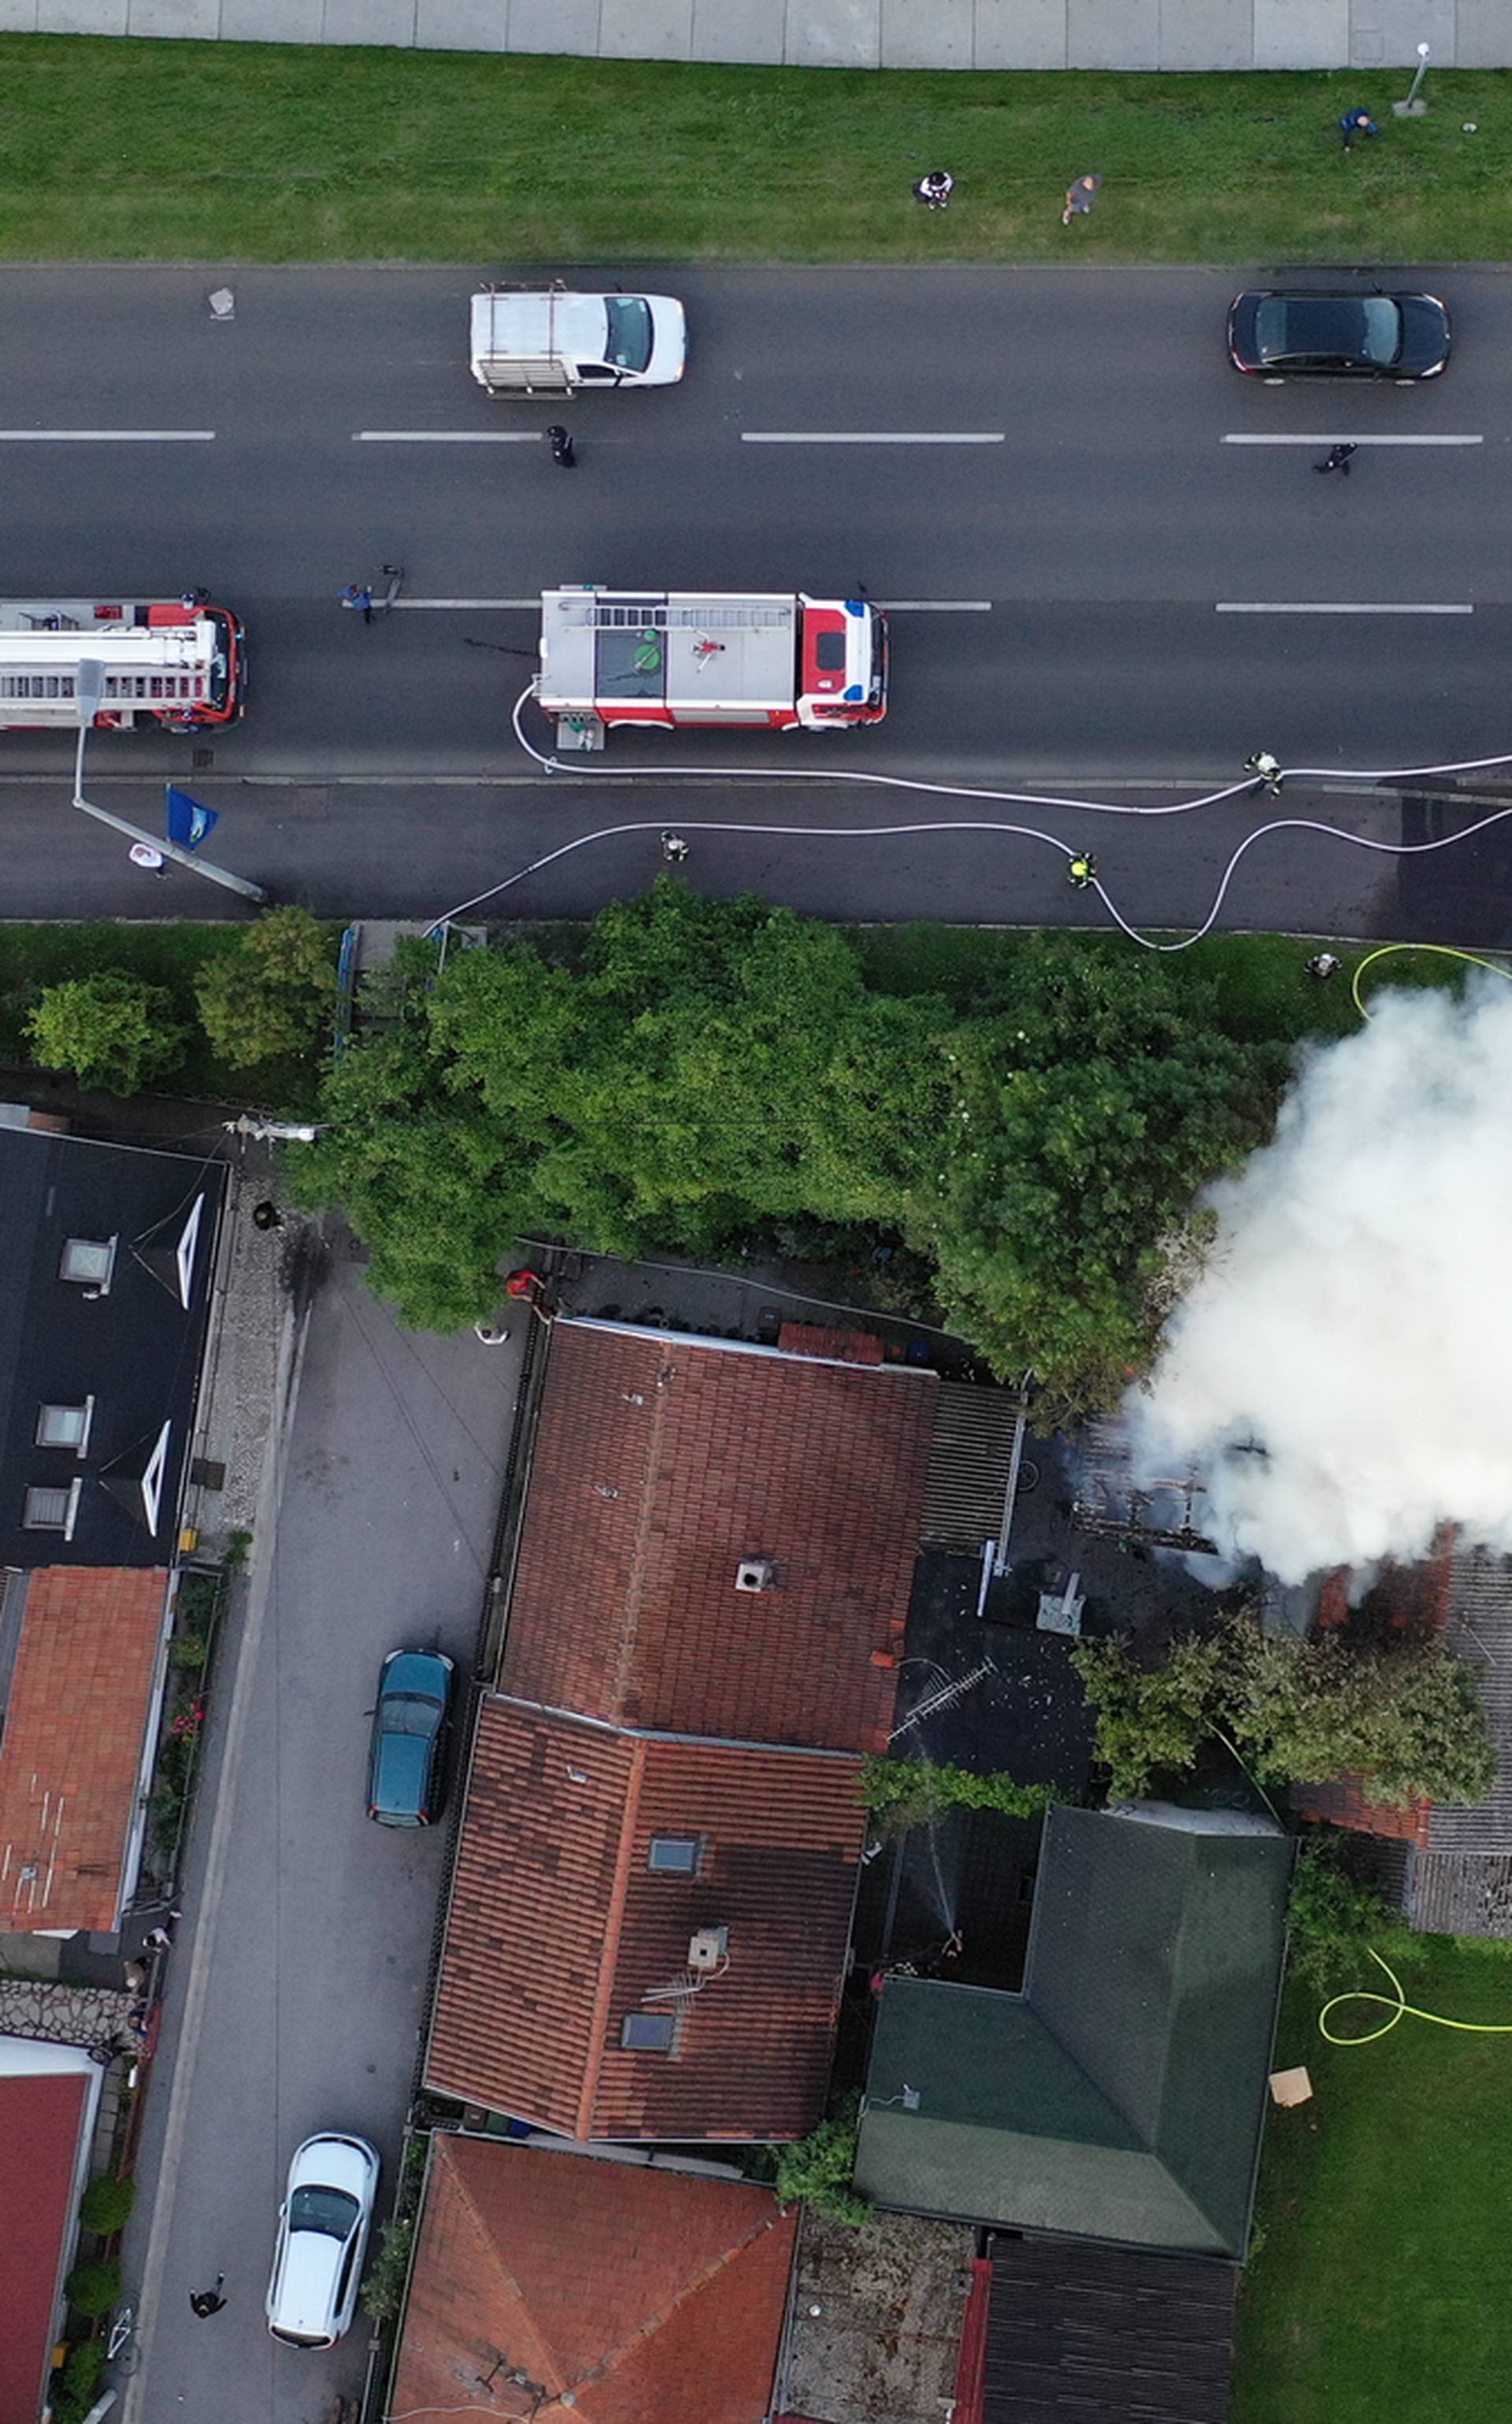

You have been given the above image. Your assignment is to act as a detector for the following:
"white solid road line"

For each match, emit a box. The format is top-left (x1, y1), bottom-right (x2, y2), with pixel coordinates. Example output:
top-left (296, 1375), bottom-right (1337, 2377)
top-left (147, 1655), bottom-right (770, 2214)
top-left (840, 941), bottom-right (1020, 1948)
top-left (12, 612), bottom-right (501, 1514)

top-left (1223, 432), bottom-right (1483, 446)
top-left (743, 431), bottom-right (1005, 444)
top-left (394, 595), bottom-right (992, 613)
top-left (1217, 601), bottom-right (1473, 614)
top-left (354, 429), bottom-right (547, 442)
top-left (0, 428), bottom-right (217, 440)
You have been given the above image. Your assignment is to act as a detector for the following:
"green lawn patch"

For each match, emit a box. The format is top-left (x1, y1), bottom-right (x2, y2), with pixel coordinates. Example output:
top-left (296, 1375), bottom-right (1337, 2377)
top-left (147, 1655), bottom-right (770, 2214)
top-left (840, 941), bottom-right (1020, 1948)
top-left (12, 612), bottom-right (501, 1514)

top-left (1, 43), bottom-right (1510, 262)
top-left (1234, 1937), bottom-right (1512, 2424)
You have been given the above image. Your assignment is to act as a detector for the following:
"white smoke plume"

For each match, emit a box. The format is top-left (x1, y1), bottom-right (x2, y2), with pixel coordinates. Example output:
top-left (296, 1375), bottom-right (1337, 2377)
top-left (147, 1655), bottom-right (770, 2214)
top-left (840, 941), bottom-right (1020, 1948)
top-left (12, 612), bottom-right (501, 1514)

top-left (1132, 980), bottom-right (1512, 1585)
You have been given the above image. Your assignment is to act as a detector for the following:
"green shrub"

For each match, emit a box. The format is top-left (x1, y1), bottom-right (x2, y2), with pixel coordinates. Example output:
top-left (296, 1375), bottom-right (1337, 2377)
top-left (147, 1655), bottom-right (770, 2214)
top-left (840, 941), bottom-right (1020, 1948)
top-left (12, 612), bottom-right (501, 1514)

top-left (79, 2172), bottom-right (135, 2233)
top-left (63, 2256), bottom-right (120, 2318)
top-left (362, 2213), bottom-right (415, 2322)
top-left (168, 1633), bottom-right (207, 1670)
top-left (50, 2337), bottom-right (106, 2424)
top-left (773, 2096), bottom-right (872, 2228)
top-left (28, 971), bottom-right (188, 1095)
top-left (862, 1755), bottom-right (1054, 1834)
top-left (195, 906), bottom-right (334, 1069)
top-left (1286, 1837), bottom-right (1424, 1994)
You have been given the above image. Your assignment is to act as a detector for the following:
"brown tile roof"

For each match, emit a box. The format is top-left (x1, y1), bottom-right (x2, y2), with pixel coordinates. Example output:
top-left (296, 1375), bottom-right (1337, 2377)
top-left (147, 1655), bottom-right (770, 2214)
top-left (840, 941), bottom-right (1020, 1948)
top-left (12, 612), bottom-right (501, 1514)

top-left (392, 2133), bottom-right (797, 2424)
top-left (499, 1322), bottom-right (936, 1752)
top-left (0, 1568), bottom-right (169, 1933)
top-left (427, 1702), bottom-right (865, 2138)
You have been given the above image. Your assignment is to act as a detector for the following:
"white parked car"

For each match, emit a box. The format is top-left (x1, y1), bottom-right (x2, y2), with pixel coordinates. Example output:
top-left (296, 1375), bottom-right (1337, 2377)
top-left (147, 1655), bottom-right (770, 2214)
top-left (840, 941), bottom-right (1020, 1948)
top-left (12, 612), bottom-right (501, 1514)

top-left (266, 2133), bottom-right (380, 2349)
top-left (469, 286), bottom-right (687, 395)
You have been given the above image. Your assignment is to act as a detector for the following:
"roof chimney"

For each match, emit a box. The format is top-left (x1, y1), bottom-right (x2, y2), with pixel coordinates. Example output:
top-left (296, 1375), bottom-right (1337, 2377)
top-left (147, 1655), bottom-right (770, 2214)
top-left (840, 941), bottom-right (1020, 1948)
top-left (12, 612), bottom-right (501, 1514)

top-left (734, 1558), bottom-right (774, 1594)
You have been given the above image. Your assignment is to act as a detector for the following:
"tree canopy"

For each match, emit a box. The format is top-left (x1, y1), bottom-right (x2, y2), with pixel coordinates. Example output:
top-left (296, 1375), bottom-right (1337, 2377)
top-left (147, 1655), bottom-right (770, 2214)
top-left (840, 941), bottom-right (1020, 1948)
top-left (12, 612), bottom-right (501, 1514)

top-left (1073, 1622), bottom-right (1497, 1809)
top-left (295, 885), bottom-right (1280, 1399)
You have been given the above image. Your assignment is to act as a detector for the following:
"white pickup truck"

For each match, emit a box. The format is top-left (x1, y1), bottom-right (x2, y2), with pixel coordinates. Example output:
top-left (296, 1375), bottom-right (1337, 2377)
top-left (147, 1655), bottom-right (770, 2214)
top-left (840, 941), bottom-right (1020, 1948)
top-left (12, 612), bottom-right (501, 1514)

top-left (469, 285), bottom-right (687, 395)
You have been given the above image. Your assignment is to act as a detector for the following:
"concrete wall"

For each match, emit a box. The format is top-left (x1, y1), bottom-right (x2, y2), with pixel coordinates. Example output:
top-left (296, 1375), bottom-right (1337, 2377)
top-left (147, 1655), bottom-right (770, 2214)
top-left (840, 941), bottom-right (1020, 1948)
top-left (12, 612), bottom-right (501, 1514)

top-left (2, 0), bottom-right (1506, 72)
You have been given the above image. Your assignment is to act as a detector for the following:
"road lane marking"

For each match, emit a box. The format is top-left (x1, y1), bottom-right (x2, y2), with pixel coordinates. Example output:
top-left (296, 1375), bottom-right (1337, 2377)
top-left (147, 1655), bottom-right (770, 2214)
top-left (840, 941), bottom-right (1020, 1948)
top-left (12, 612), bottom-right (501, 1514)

top-left (354, 429), bottom-right (547, 442)
top-left (1223, 432), bottom-right (1483, 446)
top-left (0, 428), bottom-right (216, 440)
top-left (1217, 601), bottom-right (1473, 614)
top-left (393, 595), bottom-right (992, 612)
top-left (743, 431), bottom-right (1005, 444)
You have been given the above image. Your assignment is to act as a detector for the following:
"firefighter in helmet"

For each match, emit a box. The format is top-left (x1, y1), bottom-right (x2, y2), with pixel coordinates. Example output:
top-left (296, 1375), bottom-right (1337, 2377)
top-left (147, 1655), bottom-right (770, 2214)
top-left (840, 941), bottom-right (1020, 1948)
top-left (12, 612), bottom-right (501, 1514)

top-left (1066, 851), bottom-right (1098, 890)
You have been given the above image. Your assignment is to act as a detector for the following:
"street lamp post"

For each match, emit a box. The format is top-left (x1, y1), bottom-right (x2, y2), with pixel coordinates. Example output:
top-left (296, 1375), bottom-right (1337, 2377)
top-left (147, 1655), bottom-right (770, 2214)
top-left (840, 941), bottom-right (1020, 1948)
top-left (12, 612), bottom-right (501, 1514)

top-left (72, 659), bottom-right (266, 903)
top-left (1393, 42), bottom-right (1431, 117)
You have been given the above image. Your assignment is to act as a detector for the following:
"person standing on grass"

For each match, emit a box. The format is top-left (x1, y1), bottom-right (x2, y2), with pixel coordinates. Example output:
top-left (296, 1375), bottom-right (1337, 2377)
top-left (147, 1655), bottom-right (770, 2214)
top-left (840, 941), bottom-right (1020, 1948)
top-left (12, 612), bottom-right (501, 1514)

top-left (1061, 174), bottom-right (1102, 227)
top-left (913, 170), bottom-right (954, 211)
top-left (1340, 107), bottom-right (1379, 151)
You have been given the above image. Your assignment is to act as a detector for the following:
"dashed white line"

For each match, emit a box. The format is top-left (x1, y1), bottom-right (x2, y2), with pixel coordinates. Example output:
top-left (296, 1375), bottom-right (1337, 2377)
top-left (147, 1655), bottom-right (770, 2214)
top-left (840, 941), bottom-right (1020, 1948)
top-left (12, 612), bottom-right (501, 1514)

top-left (742, 432), bottom-right (1006, 445)
top-left (1216, 601), bottom-right (1473, 615)
top-left (354, 430), bottom-right (546, 443)
top-left (0, 428), bottom-right (216, 441)
top-left (1223, 432), bottom-right (1483, 446)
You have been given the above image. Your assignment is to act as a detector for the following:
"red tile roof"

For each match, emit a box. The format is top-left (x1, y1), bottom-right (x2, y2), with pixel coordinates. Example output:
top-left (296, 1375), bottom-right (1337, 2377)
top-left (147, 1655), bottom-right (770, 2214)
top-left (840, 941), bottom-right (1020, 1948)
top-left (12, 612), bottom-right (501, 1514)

top-left (391, 2134), bottom-right (797, 2424)
top-left (0, 1568), bottom-right (169, 1933)
top-left (427, 1702), bottom-right (865, 2138)
top-left (0, 2062), bottom-right (92, 2424)
top-left (499, 1323), bottom-right (936, 1753)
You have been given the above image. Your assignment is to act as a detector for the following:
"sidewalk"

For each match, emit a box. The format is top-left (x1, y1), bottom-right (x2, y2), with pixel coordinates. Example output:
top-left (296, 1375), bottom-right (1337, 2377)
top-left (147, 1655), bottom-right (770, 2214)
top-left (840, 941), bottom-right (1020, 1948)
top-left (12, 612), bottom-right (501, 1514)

top-left (5, 0), bottom-right (1506, 72)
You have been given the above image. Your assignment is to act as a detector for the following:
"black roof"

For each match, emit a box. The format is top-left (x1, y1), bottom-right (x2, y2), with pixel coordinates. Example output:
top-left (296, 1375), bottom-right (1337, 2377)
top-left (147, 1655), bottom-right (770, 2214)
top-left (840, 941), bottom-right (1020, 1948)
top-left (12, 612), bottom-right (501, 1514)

top-left (0, 1125), bottom-right (225, 1567)
top-left (983, 2234), bottom-right (1236, 2424)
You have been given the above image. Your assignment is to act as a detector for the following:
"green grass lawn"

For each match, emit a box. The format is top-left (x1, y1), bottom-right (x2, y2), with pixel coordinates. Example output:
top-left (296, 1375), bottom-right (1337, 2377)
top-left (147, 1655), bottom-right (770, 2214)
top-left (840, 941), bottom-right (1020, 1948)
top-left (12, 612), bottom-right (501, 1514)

top-left (2, 40), bottom-right (1510, 262)
top-left (1234, 1937), bottom-right (1512, 2424)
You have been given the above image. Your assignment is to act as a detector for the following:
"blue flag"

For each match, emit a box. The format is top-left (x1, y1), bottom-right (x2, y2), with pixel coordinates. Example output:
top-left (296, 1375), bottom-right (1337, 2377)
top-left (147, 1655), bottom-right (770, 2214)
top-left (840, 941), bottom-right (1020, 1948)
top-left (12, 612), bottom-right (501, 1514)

top-left (165, 785), bottom-right (219, 851)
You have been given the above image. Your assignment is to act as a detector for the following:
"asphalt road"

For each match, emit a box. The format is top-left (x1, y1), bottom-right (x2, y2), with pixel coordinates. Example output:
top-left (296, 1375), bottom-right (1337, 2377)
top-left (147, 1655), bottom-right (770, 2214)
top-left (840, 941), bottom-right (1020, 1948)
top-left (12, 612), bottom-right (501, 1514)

top-left (2, 264), bottom-right (1511, 936)
top-left (120, 1240), bottom-right (521, 2424)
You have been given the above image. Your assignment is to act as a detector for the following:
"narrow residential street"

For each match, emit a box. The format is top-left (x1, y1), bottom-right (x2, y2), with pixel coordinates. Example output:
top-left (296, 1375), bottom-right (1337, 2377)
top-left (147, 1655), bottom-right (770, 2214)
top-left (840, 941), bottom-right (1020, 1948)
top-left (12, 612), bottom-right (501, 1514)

top-left (118, 1230), bottom-right (520, 2424)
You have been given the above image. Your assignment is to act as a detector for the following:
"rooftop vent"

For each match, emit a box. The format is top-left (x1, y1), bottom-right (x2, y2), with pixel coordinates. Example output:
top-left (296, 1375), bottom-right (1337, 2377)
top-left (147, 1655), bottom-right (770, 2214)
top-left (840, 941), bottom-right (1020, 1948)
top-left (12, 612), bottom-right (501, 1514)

top-left (735, 1558), bottom-right (774, 1594)
top-left (688, 1925), bottom-right (729, 1973)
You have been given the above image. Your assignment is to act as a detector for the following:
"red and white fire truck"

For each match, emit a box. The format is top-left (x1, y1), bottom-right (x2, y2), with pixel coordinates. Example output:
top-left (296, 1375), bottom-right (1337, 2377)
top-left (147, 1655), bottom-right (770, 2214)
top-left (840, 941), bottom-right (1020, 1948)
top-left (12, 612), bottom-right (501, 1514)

top-left (536, 587), bottom-right (888, 751)
top-left (0, 596), bottom-right (246, 732)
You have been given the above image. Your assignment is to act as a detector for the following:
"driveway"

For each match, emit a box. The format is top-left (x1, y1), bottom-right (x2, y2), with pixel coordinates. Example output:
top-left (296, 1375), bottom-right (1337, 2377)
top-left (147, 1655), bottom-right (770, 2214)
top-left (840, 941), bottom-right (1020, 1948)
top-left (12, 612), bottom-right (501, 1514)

top-left (119, 1229), bottom-right (520, 2424)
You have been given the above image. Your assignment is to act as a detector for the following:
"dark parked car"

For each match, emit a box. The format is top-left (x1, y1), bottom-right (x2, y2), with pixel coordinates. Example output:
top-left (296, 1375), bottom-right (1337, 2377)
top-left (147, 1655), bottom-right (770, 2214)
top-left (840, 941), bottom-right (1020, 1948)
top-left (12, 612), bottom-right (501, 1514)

top-left (366, 1648), bottom-right (454, 1826)
top-left (1227, 288), bottom-right (1451, 380)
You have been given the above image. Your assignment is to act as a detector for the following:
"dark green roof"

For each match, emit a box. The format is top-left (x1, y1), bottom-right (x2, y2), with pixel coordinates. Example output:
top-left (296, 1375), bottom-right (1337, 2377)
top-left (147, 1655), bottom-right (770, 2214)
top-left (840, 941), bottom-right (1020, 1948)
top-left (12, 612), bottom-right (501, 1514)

top-left (854, 1807), bottom-right (1292, 2259)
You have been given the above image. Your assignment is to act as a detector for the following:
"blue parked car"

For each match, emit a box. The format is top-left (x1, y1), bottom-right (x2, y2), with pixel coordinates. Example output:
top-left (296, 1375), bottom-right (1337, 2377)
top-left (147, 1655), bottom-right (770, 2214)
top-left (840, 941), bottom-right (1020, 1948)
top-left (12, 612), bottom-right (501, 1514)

top-left (366, 1649), bottom-right (454, 1827)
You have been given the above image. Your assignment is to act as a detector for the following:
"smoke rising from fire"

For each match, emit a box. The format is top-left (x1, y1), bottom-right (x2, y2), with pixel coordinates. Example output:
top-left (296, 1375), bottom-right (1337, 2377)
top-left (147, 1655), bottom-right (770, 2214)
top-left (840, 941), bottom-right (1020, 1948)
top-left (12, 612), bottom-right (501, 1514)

top-left (1132, 981), bottom-right (1512, 1584)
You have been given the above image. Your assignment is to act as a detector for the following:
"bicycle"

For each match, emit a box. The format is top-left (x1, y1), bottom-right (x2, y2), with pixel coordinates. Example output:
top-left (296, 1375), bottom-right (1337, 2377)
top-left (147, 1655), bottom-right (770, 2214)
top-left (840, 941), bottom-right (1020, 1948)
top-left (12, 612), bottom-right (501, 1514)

top-left (107, 2304), bottom-right (140, 2375)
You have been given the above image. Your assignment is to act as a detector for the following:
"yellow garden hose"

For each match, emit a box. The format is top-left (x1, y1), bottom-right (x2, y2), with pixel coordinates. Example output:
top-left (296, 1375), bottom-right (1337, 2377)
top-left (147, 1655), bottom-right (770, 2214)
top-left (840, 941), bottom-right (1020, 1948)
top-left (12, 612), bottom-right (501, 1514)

top-left (1320, 1947), bottom-right (1512, 2046)
top-left (1350, 942), bottom-right (1512, 1022)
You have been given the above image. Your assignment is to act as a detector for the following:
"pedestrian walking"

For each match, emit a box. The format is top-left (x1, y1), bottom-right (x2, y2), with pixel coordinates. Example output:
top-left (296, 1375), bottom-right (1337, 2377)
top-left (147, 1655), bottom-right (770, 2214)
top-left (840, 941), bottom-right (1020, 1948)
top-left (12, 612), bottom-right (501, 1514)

top-left (913, 169), bottom-right (954, 210)
top-left (1340, 107), bottom-right (1379, 150)
top-left (1066, 852), bottom-right (1098, 889)
top-left (544, 424), bottom-right (576, 469)
top-left (661, 831), bottom-right (690, 864)
top-left (180, 587), bottom-right (209, 611)
top-left (143, 1925), bottom-right (174, 1954)
top-left (1061, 173), bottom-right (1102, 226)
top-left (1306, 952), bottom-right (1342, 980)
top-left (251, 1199), bottom-right (283, 1232)
top-left (128, 842), bottom-right (169, 877)
top-left (189, 2277), bottom-right (227, 2319)
top-left (1315, 443), bottom-right (1358, 477)
top-left (1243, 751), bottom-right (1284, 795)
top-left (339, 582), bottom-right (375, 625)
